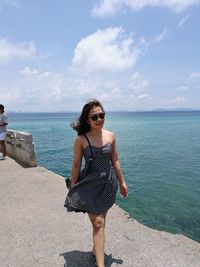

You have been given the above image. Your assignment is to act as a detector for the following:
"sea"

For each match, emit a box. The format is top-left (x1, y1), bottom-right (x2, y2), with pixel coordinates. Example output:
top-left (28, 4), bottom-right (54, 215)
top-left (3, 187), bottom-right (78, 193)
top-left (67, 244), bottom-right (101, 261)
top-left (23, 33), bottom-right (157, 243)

top-left (7, 111), bottom-right (200, 243)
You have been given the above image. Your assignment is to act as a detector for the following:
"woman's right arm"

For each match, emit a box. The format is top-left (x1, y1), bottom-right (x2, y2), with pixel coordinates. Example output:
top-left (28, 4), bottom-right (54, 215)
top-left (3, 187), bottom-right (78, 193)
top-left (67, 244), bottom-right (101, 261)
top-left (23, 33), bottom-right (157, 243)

top-left (71, 136), bottom-right (83, 186)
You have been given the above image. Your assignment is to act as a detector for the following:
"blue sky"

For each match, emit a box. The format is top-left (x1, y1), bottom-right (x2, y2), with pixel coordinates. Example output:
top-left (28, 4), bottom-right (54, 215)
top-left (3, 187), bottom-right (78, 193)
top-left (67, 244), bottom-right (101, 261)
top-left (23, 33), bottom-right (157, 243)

top-left (0, 0), bottom-right (200, 112)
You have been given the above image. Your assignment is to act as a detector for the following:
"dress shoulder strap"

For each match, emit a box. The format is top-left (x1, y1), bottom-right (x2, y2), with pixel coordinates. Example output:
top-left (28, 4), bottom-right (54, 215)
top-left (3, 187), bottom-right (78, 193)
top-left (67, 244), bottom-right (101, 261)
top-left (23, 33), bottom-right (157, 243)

top-left (83, 134), bottom-right (93, 159)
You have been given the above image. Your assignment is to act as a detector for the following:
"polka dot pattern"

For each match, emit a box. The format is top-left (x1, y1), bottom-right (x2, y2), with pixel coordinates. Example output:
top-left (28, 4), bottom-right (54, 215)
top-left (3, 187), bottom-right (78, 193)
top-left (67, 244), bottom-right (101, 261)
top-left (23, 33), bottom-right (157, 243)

top-left (64, 144), bottom-right (118, 214)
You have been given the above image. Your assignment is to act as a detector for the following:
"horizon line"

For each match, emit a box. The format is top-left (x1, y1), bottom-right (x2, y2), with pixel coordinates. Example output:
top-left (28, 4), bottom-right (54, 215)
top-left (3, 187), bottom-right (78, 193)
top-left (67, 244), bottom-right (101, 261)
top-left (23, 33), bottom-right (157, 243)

top-left (7, 108), bottom-right (200, 113)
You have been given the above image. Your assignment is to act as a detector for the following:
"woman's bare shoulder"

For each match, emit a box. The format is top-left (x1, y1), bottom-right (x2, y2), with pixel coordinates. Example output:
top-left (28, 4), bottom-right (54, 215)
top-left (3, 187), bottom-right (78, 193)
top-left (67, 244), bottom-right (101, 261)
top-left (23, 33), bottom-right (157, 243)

top-left (103, 129), bottom-right (115, 136)
top-left (74, 135), bottom-right (88, 149)
top-left (103, 129), bottom-right (116, 143)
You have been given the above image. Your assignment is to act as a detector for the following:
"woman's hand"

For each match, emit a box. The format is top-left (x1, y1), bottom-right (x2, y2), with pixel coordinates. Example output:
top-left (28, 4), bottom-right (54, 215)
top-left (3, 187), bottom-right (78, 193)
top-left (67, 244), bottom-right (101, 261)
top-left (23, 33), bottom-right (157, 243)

top-left (119, 182), bottom-right (128, 197)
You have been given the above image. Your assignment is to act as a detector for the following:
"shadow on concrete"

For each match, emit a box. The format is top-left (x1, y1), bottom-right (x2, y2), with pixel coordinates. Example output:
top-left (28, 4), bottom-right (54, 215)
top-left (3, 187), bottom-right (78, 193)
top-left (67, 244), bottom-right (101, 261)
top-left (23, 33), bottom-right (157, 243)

top-left (60, 250), bottom-right (123, 267)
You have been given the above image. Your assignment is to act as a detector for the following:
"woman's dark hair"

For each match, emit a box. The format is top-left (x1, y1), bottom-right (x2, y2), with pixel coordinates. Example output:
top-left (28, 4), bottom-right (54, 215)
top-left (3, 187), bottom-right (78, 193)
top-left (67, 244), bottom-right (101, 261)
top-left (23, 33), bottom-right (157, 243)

top-left (0, 104), bottom-right (4, 112)
top-left (71, 99), bottom-right (104, 135)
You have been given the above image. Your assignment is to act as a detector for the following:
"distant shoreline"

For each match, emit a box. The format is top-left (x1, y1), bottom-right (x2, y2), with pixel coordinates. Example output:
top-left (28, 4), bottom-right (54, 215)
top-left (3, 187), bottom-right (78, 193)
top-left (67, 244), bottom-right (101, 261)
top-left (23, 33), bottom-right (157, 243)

top-left (7, 109), bottom-right (200, 114)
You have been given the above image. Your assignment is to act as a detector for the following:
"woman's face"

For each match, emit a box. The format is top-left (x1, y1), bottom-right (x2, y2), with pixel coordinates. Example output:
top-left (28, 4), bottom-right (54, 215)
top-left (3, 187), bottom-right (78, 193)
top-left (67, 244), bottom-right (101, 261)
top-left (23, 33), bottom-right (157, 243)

top-left (87, 105), bottom-right (105, 130)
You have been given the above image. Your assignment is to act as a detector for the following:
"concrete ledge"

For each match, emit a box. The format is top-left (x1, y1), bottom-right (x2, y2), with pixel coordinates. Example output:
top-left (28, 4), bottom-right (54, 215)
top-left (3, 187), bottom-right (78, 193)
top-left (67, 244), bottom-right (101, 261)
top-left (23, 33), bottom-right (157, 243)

top-left (0, 157), bottom-right (200, 267)
top-left (1, 129), bottom-right (37, 167)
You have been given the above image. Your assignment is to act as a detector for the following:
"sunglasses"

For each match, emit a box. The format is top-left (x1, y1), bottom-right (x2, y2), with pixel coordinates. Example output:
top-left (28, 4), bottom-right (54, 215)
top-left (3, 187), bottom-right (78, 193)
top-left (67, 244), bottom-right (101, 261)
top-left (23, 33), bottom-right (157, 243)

top-left (88, 112), bottom-right (106, 121)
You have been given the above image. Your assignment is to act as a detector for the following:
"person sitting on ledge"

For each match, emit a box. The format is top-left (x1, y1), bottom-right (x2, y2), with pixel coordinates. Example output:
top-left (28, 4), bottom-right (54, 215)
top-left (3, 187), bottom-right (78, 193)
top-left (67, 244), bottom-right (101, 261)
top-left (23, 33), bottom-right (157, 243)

top-left (0, 104), bottom-right (8, 160)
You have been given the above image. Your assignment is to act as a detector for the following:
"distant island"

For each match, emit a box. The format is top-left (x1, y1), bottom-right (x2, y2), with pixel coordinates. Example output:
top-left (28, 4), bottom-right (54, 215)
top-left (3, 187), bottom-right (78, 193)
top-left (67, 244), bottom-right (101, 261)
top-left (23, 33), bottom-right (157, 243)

top-left (7, 108), bottom-right (200, 113)
top-left (151, 108), bottom-right (200, 112)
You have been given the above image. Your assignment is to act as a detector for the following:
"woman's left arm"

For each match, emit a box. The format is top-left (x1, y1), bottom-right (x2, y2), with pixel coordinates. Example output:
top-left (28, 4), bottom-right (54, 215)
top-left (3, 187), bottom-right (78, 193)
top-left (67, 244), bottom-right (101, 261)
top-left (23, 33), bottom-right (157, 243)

top-left (111, 134), bottom-right (128, 197)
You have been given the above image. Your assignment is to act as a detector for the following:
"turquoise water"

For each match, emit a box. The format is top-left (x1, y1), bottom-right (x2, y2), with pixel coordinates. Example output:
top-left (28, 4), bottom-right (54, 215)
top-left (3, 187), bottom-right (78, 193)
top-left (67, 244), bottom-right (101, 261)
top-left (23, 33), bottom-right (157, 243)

top-left (8, 111), bottom-right (200, 243)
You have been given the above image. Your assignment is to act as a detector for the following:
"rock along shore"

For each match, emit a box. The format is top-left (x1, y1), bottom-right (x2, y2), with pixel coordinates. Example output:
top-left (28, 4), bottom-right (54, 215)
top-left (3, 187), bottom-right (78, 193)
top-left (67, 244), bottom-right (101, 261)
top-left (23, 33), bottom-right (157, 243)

top-left (0, 157), bottom-right (200, 267)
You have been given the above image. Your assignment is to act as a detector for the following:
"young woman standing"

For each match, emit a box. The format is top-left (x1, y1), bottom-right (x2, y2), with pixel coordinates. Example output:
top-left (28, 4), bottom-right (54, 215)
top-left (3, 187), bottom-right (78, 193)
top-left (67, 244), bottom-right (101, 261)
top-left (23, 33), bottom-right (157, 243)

top-left (65, 99), bottom-right (128, 267)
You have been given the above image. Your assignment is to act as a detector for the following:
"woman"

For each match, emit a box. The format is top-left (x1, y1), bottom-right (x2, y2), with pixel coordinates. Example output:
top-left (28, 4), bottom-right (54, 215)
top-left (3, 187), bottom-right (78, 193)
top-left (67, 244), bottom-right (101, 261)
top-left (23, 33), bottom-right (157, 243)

top-left (65, 99), bottom-right (128, 267)
top-left (0, 104), bottom-right (8, 160)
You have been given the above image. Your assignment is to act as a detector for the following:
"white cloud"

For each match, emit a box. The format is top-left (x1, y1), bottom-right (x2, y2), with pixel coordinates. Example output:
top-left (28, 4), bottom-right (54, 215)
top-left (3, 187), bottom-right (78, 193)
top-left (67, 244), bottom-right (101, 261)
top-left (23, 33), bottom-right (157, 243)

top-left (187, 72), bottom-right (200, 89)
top-left (136, 93), bottom-right (153, 102)
top-left (92, 0), bottom-right (200, 16)
top-left (2, 65), bottom-right (152, 111)
top-left (21, 66), bottom-right (39, 76)
top-left (0, 0), bottom-right (20, 8)
top-left (154, 28), bottom-right (168, 43)
top-left (176, 71), bottom-right (200, 92)
top-left (0, 39), bottom-right (37, 63)
top-left (70, 27), bottom-right (163, 78)
top-left (95, 71), bottom-right (152, 108)
top-left (176, 85), bottom-right (189, 91)
top-left (189, 72), bottom-right (200, 79)
top-left (178, 15), bottom-right (189, 27)
top-left (1, 67), bottom-right (64, 111)
top-left (172, 96), bottom-right (189, 103)
top-left (128, 72), bottom-right (149, 94)
top-left (71, 27), bottom-right (139, 73)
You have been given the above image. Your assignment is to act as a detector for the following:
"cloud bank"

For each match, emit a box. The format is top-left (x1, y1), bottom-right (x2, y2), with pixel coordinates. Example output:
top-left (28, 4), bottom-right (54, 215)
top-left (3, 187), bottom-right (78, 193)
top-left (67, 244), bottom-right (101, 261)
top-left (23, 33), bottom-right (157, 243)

top-left (92, 0), bottom-right (200, 16)
top-left (0, 26), bottom-right (155, 111)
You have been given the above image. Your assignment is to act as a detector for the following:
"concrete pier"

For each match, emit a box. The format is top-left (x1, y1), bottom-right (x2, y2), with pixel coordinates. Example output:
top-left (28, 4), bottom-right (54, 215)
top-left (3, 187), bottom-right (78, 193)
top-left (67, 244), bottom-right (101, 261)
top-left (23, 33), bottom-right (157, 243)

top-left (0, 157), bottom-right (200, 267)
top-left (0, 129), bottom-right (37, 167)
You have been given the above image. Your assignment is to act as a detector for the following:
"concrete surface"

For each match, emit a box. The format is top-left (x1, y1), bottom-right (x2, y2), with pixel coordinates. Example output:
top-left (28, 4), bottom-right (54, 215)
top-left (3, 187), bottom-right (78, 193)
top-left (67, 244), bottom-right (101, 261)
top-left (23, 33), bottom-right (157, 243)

top-left (0, 157), bottom-right (200, 267)
top-left (0, 130), bottom-right (37, 167)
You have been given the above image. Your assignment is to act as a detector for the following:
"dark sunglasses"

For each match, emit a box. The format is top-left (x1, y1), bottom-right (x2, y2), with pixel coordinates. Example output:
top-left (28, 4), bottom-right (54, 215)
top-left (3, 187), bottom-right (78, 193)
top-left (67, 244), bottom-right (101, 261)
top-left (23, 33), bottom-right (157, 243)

top-left (88, 112), bottom-right (106, 121)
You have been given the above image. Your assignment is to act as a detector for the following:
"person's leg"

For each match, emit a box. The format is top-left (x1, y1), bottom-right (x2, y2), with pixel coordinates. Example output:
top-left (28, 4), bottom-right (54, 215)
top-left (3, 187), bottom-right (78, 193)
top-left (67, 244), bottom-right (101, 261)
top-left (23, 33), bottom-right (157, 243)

top-left (0, 132), bottom-right (7, 158)
top-left (0, 139), bottom-right (6, 159)
top-left (2, 140), bottom-right (6, 157)
top-left (88, 211), bottom-right (108, 267)
top-left (0, 140), bottom-right (6, 157)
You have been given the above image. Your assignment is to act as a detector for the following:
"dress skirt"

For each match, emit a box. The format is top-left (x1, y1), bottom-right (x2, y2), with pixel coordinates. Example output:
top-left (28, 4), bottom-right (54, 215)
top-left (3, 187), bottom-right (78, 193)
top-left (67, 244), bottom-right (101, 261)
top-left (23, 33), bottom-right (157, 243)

top-left (64, 144), bottom-right (118, 214)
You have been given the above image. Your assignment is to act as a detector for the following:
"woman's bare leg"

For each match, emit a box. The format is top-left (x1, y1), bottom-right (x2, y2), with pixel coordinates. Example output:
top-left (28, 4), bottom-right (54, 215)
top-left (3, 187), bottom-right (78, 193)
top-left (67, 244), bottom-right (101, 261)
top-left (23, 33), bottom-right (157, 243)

top-left (88, 211), bottom-right (108, 267)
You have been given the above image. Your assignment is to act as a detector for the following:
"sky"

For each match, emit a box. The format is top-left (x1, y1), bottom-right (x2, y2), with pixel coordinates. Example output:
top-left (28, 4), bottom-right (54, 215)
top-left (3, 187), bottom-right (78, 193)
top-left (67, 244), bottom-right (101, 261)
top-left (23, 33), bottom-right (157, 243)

top-left (0, 0), bottom-right (200, 112)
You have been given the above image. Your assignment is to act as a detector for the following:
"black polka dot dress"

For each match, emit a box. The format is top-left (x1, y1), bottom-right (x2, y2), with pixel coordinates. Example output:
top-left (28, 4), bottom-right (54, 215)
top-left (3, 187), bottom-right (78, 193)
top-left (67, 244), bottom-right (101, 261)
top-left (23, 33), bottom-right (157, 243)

top-left (64, 144), bottom-right (118, 214)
